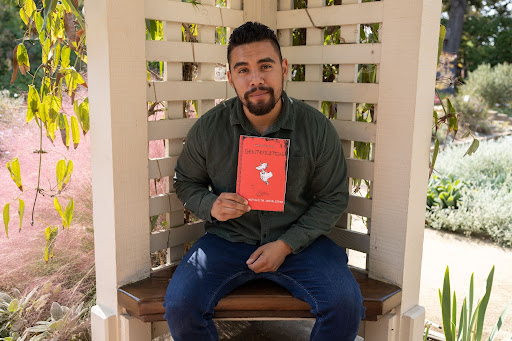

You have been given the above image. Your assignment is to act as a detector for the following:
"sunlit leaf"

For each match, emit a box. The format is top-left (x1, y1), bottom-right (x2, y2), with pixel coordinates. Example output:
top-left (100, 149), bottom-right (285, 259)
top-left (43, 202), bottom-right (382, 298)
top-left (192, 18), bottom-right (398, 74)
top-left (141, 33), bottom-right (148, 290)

top-left (19, 0), bottom-right (36, 25)
top-left (77, 98), bottom-right (89, 134)
top-left (46, 119), bottom-right (57, 142)
top-left (42, 0), bottom-right (58, 32)
top-left (18, 199), bottom-right (24, 232)
top-left (27, 85), bottom-right (40, 123)
top-left (44, 225), bottom-right (58, 262)
top-left (3, 203), bottom-right (9, 238)
top-left (56, 159), bottom-right (66, 190)
top-left (62, 160), bottom-right (73, 190)
top-left (58, 113), bottom-right (70, 148)
top-left (6, 158), bottom-right (23, 191)
top-left (16, 44), bottom-right (30, 75)
top-left (71, 116), bottom-right (79, 148)
top-left (53, 197), bottom-right (66, 227)
top-left (40, 76), bottom-right (52, 98)
top-left (42, 38), bottom-right (51, 65)
top-left (64, 198), bottom-right (74, 229)
top-left (51, 43), bottom-right (61, 74)
top-left (61, 46), bottom-right (70, 68)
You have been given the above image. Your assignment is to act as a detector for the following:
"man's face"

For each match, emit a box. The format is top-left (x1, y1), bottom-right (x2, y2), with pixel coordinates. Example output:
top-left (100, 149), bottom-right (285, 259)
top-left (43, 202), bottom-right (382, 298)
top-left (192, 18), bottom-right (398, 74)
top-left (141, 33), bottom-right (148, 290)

top-left (227, 41), bottom-right (288, 116)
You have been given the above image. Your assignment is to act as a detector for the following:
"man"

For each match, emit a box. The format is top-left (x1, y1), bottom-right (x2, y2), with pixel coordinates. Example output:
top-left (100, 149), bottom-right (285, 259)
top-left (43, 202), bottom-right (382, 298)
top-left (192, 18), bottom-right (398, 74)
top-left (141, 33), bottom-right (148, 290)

top-left (164, 22), bottom-right (365, 341)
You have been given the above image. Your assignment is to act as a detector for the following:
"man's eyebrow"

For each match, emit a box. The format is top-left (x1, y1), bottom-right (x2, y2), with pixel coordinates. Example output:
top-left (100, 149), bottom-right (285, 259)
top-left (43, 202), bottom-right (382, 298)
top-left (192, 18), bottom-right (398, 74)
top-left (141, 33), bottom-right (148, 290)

top-left (232, 57), bottom-right (277, 70)
top-left (233, 61), bottom-right (248, 70)
top-left (258, 57), bottom-right (276, 64)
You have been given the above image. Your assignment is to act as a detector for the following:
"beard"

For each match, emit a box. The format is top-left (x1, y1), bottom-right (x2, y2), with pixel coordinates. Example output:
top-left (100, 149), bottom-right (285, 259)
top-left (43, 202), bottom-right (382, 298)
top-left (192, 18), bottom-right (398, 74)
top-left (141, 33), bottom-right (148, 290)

top-left (241, 86), bottom-right (280, 116)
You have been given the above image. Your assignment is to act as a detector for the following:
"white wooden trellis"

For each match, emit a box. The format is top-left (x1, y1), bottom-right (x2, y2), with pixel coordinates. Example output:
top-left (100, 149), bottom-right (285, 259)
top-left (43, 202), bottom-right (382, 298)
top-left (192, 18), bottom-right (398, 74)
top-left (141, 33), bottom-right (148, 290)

top-left (86, 0), bottom-right (442, 339)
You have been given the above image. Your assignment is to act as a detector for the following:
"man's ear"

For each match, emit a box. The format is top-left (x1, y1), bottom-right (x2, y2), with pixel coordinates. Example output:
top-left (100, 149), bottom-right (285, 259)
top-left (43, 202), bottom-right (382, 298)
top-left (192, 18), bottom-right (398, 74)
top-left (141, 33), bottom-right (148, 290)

top-left (227, 69), bottom-right (234, 88)
top-left (281, 58), bottom-right (289, 79)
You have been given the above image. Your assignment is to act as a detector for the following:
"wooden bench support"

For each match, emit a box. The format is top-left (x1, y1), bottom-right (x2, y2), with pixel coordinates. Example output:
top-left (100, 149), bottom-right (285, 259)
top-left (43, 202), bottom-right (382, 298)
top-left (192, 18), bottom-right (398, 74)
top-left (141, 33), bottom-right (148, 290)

top-left (118, 265), bottom-right (401, 323)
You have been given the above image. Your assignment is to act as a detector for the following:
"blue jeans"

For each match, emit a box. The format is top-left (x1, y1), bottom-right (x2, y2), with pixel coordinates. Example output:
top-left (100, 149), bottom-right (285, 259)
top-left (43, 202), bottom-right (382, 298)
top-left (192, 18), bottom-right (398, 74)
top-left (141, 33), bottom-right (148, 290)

top-left (163, 233), bottom-right (365, 341)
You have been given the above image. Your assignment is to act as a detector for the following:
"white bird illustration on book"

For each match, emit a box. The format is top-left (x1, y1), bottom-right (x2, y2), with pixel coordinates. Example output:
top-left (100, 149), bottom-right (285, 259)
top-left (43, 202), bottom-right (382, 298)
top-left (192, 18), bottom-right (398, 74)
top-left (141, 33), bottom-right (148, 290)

top-left (256, 163), bottom-right (273, 185)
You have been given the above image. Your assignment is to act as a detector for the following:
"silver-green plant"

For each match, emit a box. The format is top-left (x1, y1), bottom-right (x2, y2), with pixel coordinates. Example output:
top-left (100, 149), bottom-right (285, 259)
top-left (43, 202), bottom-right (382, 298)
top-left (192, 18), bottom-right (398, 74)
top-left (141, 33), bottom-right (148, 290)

top-left (19, 301), bottom-right (87, 341)
top-left (438, 266), bottom-right (512, 341)
top-left (0, 287), bottom-right (88, 341)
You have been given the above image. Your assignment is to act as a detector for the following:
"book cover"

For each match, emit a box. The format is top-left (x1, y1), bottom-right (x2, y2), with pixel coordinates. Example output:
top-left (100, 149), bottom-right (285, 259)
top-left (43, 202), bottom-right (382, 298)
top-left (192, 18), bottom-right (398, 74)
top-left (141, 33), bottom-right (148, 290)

top-left (236, 135), bottom-right (290, 211)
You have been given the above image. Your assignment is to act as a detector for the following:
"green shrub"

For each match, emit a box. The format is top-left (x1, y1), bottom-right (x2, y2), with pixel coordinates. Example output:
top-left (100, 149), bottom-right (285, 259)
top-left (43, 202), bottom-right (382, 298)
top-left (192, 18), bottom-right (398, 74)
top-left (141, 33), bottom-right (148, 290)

top-left (426, 137), bottom-right (512, 246)
top-left (427, 175), bottom-right (464, 209)
top-left (456, 63), bottom-right (512, 116)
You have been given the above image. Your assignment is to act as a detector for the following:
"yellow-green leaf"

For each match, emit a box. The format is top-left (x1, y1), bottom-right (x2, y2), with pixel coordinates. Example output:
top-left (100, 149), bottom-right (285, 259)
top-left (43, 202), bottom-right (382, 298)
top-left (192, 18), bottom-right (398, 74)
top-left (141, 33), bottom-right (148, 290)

top-left (16, 44), bottom-right (30, 75)
top-left (56, 159), bottom-right (66, 190)
top-left (51, 43), bottom-right (61, 74)
top-left (42, 38), bottom-right (51, 65)
top-left (71, 116), bottom-right (79, 148)
top-left (62, 160), bottom-right (73, 190)
top-left (44, 226), bottom-right (58, 262)
top-left (46, 117), bottom-right (57, 142)
top-left (61, 46), bottom-right (70, 68)
top-left (19, 0), bottom-right (36, 25)
top-left (27, 85), bottom-right (40, 123)
top-left (53, 197), bottom-right (66, 227)
top-left (64, 198), bottom-right (73, 229)
top-left (75, 98), bottom-right (89, 134)
top-left (3, 203), bottom-right (9, 238)
top-left (40, 76), bottom-right (52, 98)
top-left (18, 199), bottom-right (25, 232)
top-left (58, 113), bottom-right (70, 148)
top-left (6, 158), bottom-right (23, 191)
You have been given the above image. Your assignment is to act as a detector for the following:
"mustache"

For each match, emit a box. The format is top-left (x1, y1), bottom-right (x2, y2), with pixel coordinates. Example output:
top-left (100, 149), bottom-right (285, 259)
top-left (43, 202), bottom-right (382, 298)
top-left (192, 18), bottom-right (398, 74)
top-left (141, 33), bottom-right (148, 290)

top-left (244, 86), bottom-right (274, 100)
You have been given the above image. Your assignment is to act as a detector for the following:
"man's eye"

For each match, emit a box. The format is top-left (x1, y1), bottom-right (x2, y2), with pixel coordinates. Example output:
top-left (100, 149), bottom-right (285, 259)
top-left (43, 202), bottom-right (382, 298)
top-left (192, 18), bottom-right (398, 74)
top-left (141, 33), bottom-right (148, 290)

top-left (261, 65), bottom-right (271, 70)
top-left (238, 69), bottom-right (247, 74)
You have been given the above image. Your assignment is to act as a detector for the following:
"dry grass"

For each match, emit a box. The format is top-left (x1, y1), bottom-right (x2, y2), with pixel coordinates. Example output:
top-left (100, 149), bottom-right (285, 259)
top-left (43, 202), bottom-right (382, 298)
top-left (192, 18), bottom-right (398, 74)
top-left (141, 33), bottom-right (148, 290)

top-left (1, 86), bottom-right (94, 340)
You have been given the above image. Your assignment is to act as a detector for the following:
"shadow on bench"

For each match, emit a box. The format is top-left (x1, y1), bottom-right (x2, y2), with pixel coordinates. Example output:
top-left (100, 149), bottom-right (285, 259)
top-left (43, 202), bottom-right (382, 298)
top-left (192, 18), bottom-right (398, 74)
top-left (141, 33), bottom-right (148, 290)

top-left (118, 265), bottom-right (401, 323)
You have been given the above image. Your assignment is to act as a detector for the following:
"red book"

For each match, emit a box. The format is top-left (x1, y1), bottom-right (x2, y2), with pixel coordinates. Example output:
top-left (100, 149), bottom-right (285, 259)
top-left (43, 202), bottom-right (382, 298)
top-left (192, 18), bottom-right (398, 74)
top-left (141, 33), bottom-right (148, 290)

top-left (236, 135), bottom-right (290, 211)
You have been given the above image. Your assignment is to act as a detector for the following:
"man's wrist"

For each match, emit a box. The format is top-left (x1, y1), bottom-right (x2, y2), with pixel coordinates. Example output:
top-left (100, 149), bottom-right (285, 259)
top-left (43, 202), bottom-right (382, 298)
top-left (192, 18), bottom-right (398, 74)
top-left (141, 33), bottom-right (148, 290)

top-left (276, 239), bottom-right (292, 255)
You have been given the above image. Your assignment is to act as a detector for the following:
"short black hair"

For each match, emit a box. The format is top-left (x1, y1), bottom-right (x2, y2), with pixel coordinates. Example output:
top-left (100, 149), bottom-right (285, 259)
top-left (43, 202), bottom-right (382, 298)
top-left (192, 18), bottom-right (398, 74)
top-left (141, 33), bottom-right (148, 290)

top-left (227, 22), bottom-right (282, 67)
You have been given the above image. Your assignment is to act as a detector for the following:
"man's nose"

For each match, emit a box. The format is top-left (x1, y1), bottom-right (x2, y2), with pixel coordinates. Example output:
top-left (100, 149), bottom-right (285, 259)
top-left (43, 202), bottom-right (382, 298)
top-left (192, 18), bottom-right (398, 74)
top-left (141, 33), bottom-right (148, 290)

top-left (249, 71), bottom-right (264, 87)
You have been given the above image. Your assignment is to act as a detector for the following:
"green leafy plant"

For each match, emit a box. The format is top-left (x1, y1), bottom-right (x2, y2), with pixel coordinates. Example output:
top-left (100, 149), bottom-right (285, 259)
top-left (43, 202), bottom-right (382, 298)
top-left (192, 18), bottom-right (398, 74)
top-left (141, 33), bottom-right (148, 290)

top-left (2, 0), bottom-right (88, 261)
top-left (437, 266), bottom-right (512, 341)
top-left (427, 175), bottom-right (464, 209)
top-left (0, 286), bottom-right (89, 341)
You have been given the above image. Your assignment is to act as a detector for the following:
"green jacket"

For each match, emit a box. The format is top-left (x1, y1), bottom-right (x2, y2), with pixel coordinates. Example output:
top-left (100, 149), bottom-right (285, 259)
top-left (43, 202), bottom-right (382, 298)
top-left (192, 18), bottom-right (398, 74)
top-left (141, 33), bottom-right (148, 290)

top-left (174, 91), bottom-right (348, 253)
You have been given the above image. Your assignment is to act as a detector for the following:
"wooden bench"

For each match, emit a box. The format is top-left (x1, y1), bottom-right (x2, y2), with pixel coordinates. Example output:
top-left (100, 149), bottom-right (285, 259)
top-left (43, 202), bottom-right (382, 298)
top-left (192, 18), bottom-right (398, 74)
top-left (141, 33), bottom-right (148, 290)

top-left (118, 263), bottom-right (401, 323)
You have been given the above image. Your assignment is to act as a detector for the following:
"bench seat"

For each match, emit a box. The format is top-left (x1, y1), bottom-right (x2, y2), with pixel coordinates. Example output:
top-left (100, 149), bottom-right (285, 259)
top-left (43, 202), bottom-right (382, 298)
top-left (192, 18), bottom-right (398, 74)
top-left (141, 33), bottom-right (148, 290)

top-left (118, 265), bottom-right (401, 322)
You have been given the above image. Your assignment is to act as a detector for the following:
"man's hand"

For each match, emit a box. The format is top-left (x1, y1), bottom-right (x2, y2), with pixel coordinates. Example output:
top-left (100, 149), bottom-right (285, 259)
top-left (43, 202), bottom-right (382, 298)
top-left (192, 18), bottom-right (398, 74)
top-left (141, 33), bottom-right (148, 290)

top-left (211, 193), bottom-right (251, 221)
top-left (246, 240), bottom-right (292, 273)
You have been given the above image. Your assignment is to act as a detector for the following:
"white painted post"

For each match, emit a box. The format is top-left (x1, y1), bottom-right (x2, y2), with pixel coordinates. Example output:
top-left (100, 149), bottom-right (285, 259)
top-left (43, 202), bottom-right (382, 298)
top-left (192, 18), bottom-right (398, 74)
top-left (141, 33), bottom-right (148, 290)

top-left (366, 0), bottom-right (442, 340)
top-left (85, 0), bottom-right (150, 338)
